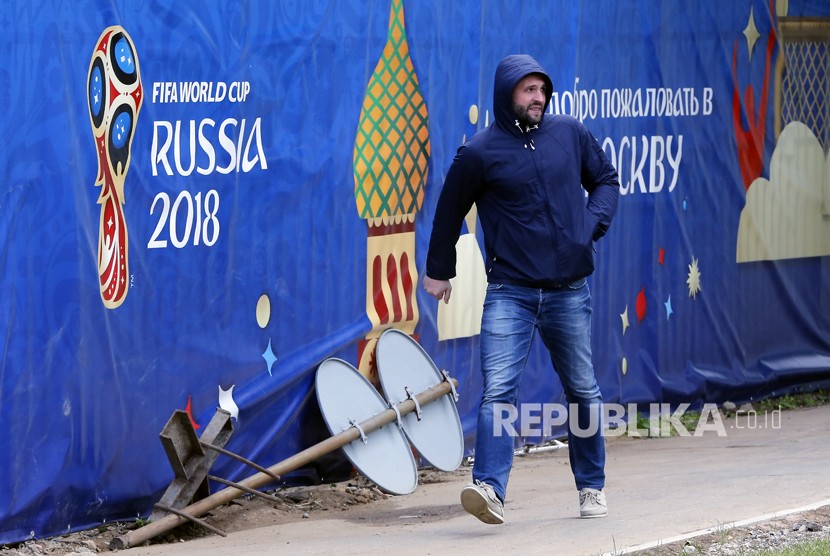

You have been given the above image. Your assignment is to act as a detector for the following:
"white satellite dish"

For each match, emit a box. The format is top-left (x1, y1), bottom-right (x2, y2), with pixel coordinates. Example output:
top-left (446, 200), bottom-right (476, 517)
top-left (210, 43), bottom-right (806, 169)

top-left (315, 358), bottom-right (418, 495)
top-left (116, 348), bottom-right (462, 549)
top-left (375, 329), bottom-right (464, 472)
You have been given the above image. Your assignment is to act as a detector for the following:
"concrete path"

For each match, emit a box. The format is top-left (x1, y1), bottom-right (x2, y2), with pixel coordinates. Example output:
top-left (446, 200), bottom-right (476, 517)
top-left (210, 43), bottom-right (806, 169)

top-left (127, 405), bottom-right (830, 556)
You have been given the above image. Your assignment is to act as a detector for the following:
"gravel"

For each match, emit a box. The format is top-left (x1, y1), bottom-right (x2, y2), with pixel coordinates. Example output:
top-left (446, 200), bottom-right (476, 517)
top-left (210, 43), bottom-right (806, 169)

top-left (635, 506), bottom-right (830, 555)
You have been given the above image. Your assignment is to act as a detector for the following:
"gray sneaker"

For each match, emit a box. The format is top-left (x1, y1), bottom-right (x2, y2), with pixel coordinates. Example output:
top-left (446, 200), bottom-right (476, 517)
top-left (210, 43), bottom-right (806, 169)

top-left (579, 488), bottom-right (608, 518)
top-left (460, 480), bottom-right (504, 524)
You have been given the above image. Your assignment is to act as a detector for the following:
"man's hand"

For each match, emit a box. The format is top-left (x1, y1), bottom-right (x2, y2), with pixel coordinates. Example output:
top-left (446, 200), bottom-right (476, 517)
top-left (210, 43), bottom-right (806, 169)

top-left (423, 276), bottom-right (452, 304)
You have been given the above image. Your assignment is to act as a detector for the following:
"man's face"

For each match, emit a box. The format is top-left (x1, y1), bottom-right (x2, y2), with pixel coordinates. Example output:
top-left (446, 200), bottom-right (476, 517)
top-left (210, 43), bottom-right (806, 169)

top-left (512, 74), bottom-right (546, 126)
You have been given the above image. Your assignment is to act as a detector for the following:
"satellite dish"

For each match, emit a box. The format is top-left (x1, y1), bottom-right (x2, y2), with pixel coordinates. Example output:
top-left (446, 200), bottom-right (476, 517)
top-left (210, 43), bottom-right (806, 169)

top-left (117, 350), bottom-right (463, 549)
top-left (315, 358), bottom-right (418, 495)
top-left (375, 329), bottom-right (464, 472)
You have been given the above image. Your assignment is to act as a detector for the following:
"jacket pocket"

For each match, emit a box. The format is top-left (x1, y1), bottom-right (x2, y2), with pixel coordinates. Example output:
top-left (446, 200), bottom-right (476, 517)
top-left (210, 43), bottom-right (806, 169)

top-left (567, 277), bottom-right (587, 290)
top-left (582, 208), bottom-right (599, 246)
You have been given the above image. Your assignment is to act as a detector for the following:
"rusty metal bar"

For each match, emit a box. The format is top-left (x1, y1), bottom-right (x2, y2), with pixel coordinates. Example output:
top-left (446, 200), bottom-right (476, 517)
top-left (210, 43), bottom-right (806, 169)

top-left (150, 409), bottom-right (234, 522)
top-left (206, 475), bottom-right (286, 505)
top-left (111, 379), bottom-right (456, 550)
top-left (152, 504), bottom-right (227, 537)
top-left (200, 441), bottom-right (282, 483)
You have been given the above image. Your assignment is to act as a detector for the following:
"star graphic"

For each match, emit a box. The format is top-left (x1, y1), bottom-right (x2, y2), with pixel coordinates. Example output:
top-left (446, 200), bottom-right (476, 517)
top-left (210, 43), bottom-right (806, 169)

top-left (218, 385), bottom-right (239, 420)
top-left (664, 296), bottom-right (673, 320)
top-left (687, 257), bottom-right (702, 299)
top-left (636, 287), bottom-right (647, 322)
top-left (262, 339), bottom-right (278, 376)
top-left (184, 395), bottom-right (200, 430)
top-left (744, 7), bottom-right (760, 61)
top-left (620, 306), bottom-right (630, 335)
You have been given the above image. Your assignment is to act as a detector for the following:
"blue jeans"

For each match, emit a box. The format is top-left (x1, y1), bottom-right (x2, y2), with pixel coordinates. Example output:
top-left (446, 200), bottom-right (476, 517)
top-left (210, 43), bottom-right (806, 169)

top-left (473, 280), bottom-right (605, 502)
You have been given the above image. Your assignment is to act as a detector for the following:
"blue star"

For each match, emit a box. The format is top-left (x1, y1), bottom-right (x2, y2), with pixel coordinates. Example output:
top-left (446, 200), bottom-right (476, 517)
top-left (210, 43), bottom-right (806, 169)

top-left (664, 296), bottom-right (673, 320)
top-left (262, 339), bottom-right (278, 376)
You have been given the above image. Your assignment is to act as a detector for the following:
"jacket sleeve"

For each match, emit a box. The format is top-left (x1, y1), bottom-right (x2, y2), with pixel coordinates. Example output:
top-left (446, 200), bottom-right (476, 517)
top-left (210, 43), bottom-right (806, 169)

top-left (579, 123), bottom-right (620, 241)
top-left (425, 145), bottom-right (483, 280)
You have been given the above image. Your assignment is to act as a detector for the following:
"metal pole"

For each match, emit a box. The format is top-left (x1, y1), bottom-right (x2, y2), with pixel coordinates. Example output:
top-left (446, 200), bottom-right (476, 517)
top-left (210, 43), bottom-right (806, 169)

top-left (200, 441), bottom-right (282, 483)
top-left (111, 379), bottom-right (456, 550)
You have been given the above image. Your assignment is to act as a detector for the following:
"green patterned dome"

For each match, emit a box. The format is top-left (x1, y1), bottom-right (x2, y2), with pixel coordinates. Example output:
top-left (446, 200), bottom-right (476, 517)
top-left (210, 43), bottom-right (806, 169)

top-left (353, 0), bottom-right (430, 220)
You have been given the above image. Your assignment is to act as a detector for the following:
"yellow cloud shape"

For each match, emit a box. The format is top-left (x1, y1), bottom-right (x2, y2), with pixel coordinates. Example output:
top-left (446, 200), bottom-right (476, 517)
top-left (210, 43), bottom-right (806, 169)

top-left (736, 121), bottom-right (830, 262)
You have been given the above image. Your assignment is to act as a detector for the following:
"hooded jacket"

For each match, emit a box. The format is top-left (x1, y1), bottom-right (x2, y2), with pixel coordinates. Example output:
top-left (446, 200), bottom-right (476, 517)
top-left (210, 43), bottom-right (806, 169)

top-left (426, 54), bottom-right (620, 288)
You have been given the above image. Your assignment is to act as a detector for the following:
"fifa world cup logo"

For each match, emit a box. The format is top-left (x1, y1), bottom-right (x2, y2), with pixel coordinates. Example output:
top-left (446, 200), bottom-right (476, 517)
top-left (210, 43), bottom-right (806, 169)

top-left (87, 26), bottom-right (143, 308)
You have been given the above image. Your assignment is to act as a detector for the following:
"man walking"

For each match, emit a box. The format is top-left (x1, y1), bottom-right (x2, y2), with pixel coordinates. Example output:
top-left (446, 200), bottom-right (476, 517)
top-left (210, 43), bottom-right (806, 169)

top-left (423, 54), bottom-right (620, 523)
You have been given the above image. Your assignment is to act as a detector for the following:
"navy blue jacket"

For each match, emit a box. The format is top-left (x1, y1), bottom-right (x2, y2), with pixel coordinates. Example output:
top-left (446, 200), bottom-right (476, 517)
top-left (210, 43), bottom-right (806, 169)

top-left (426, 54), bottom-right (620, 288)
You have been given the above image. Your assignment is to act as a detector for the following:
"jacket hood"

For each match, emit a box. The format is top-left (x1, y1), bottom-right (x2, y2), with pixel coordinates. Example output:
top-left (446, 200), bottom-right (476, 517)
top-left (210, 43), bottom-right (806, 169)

top-left (493, 54), bottom-right (553, 131)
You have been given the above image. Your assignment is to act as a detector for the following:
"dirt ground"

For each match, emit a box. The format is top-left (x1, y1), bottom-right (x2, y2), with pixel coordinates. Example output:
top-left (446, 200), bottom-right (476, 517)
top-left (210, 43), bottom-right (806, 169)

top-left (0, 467), bottom-right (464, 555)
top-left (3, 442), bottom-right (830, 556)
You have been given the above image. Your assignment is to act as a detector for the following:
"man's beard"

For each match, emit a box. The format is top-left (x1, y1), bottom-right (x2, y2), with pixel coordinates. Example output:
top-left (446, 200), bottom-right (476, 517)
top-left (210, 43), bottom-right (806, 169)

top-left (513, 101), bottom-right (544, 127)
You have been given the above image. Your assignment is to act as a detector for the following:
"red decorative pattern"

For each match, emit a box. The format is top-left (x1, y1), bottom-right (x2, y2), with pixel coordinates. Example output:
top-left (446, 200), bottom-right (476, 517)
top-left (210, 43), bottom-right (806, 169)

top-left (732, 0), bottom-right (776, 190)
